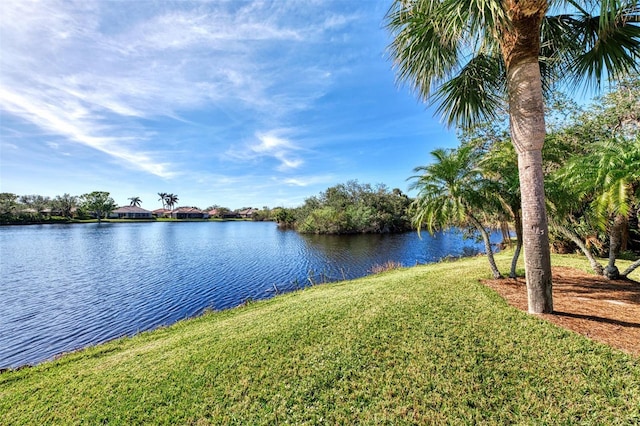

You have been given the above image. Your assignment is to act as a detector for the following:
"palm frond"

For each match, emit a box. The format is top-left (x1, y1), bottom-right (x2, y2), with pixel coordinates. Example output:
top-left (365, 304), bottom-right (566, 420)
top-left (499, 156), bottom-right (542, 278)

top-left (556, 136), bottom-right (640, 230)
top-left (408, 145), bottom-right (490, 234)
top-left (386, 0), bottom-right (461, 102)
top-left (539, 14), bottom-right (580, 92)
top-left (385, 0), bottom-right (505, 127)
top-left (433, 53), bottom-right (506, 128)
top-left (439, 0), bottom-right (508, 41)
top-left (566, 1), bottom-right (640, 89)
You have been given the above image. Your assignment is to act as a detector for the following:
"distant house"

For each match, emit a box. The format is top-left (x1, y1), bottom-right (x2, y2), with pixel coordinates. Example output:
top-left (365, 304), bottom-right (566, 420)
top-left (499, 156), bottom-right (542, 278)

top-left (207, 209), bottom-right (219, 217)
top-left (20, 208), bottom-right (38, 214)
top-left (238, 208), bottom-right (258, 219)
top-left (111, 206), bottom-right (153, 219)
top-left (40, 208), bottom-right (62, 216)
top-left (171, 207), bottom-right (207, 219)
top-left (152, 208), bottom-right (172, 218)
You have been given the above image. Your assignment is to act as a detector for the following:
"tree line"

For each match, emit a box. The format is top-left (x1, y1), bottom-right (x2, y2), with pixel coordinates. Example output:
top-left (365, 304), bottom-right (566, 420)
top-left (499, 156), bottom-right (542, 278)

top-left (0, 191), bottom-right (270, 224)
top-left (408, 79), bottom-right (639, 281)
top-left (385, 0), bottom-right (639, 313)
top-left (0, 192), bottom-right (117, 224)
top-left (272, 79), bottom-right (639, 280)
top-left (272, 181), bottom-right (412, 234)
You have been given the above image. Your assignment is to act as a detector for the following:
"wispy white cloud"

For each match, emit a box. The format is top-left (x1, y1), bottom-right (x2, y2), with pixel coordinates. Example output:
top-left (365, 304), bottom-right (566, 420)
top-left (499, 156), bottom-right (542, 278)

top-left (0, 0), bottom-right (409, 211)
top-left (0, 0), bottom-right (356, 179)
top-left (251, 133), bottom-right (294, 153)
top-left (225, 130), bottom-right (306, 171)
top-left (0, 86), bottom-right (174, 178)
top-left (276, 156), bottom-right (304, 171)
top-left (2, 143), bottom-right (19, 150)
top-left (280, 175), bottom-right (335, 187)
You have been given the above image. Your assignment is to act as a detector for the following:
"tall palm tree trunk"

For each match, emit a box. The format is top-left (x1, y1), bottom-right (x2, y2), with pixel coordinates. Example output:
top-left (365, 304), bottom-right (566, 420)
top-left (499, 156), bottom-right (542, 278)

top-left (468, 213), bottom-right (503, 279)
top-left (502, 0), bottom-right (553, 313)
top-left (514, 123), bottom-right (553, 313)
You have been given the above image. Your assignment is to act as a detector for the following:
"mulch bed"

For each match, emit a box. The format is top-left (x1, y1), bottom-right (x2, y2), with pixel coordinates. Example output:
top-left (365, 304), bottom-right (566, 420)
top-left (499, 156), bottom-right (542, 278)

top-left (483, 267), bottom-right (640, 357)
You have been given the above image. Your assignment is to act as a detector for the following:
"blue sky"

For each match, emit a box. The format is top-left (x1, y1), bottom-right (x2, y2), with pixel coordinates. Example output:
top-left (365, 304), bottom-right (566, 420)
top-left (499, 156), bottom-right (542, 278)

top-left (0, 0), bottom-right (458, 210)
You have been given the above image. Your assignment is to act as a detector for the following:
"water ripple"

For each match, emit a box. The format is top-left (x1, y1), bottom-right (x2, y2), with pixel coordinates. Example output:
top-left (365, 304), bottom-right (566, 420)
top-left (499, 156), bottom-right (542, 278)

top-left (0, 222), bottom-right (501, 368)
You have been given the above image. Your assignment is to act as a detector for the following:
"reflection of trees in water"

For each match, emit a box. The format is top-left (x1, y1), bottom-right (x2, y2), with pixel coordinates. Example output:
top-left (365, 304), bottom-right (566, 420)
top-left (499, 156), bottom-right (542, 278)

top-left (301, 233), bottom-right (402, 264)
top-left (297, 230), bottom-right (500, 282)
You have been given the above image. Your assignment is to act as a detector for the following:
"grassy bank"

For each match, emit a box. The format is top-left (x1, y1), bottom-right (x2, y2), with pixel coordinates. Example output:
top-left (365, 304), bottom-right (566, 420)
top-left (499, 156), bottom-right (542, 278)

top-left (1, 253), bottom-right (639, 424)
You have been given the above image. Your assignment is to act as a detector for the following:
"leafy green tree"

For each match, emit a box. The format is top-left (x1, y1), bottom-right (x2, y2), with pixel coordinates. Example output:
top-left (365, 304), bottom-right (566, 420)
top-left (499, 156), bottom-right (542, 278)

top-left (299, 206), bottom-right (348, 234)
top-left (409, 146), bottom-right (503, 279)
top-left (253, 206), bottom-right (271, 221)
top-left (205, 205), bottom-right (232, 218)
top-left (386, 0), bottom-right (640, 313)
top-left (0, 193), bottom-right (18, 221)
top-left (545, 171), bottom-right (606, 275)
top-left (128, 196), bottom-right (142, 207)
top-left (273, 208), bottom-right (296, 228)
top-left (53, 193), bottom-right (78, 218)
top-left (81, 191), bottom-right (117, 223)
top-left (583, 75), bottom-right (640, 140)
top-left (19, 194), bottom-right (51, 218)
top-left (293, 181), bottom-right (412, 234)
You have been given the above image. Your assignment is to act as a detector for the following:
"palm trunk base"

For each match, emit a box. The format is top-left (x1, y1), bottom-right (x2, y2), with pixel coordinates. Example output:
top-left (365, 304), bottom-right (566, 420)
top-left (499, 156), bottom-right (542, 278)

top-left (525, 266), bottom-right (553, 313)
top-left (604, 265), bottom-right (620, 280)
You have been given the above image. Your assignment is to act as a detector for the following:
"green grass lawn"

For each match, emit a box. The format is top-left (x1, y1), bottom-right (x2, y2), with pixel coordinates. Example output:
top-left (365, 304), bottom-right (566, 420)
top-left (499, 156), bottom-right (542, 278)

top-left (1, 252), bottom-right (639, 424)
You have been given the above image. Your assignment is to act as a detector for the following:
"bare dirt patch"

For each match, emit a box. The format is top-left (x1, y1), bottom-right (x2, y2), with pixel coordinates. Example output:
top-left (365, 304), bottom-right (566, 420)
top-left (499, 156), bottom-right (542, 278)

top-left (483, 267), bottom-right (640, 357)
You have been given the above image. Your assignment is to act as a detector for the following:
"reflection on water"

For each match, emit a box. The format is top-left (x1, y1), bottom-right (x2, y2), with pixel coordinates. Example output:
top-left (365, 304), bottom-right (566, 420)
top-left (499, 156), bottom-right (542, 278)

top-left (0, 221), bottom-right (501, 368)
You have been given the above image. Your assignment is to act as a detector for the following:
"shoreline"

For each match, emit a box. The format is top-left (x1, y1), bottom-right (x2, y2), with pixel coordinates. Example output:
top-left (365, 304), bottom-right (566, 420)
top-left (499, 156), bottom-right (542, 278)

top-left (2, 252), bottom-right (638, 424)
top-left (0, 217), bottom-right (259, 226)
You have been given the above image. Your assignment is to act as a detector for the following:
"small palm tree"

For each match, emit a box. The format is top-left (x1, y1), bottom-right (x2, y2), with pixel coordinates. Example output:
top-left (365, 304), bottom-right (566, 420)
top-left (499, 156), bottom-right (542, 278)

top-left (545, 170), bottom-right (606, 276)
top-left (560, 138), bottom-right (640, 279)
top-left (158, 192), bottom-right (167, 209)
top-left (165, 194), bottom-right (179, 211)
top-left (128, 196), bottom-right (142, 207)
top-left (479, 140), bottom-right (523, 278)
top-left (386, 0), bottom-right (640, 313)
top-left (410, 146), bottom-right (503, 279)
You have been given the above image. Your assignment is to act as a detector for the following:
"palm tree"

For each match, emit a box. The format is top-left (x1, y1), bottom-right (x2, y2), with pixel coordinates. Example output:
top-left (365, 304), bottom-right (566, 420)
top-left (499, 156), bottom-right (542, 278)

top-left (165, 194), bottom-right (179, 211)
top-left (158, 192), bottom-right (167, 209)
top-left (410, 146), bottom-right (503, 279)
top-left (560, 138), bottom-right (640, 279)
top-left (545, 173), bottom-right (606, 276)
top-left (478, 140), bottom-right (523, 278)
top-left (386, 1), bottom-right (640, 313)
top-left (128, 196), bottom-right (142, 207)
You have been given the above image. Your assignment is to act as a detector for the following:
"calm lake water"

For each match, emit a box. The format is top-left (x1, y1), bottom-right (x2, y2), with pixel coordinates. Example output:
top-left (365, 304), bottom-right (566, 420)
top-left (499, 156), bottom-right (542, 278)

top-left (0, 221), bottom-right (501, 369)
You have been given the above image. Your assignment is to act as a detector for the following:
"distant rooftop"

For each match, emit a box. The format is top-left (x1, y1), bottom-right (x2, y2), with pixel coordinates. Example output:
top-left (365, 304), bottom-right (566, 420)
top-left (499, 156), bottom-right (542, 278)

top-left (113, 206), bottom-right (153, 214)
